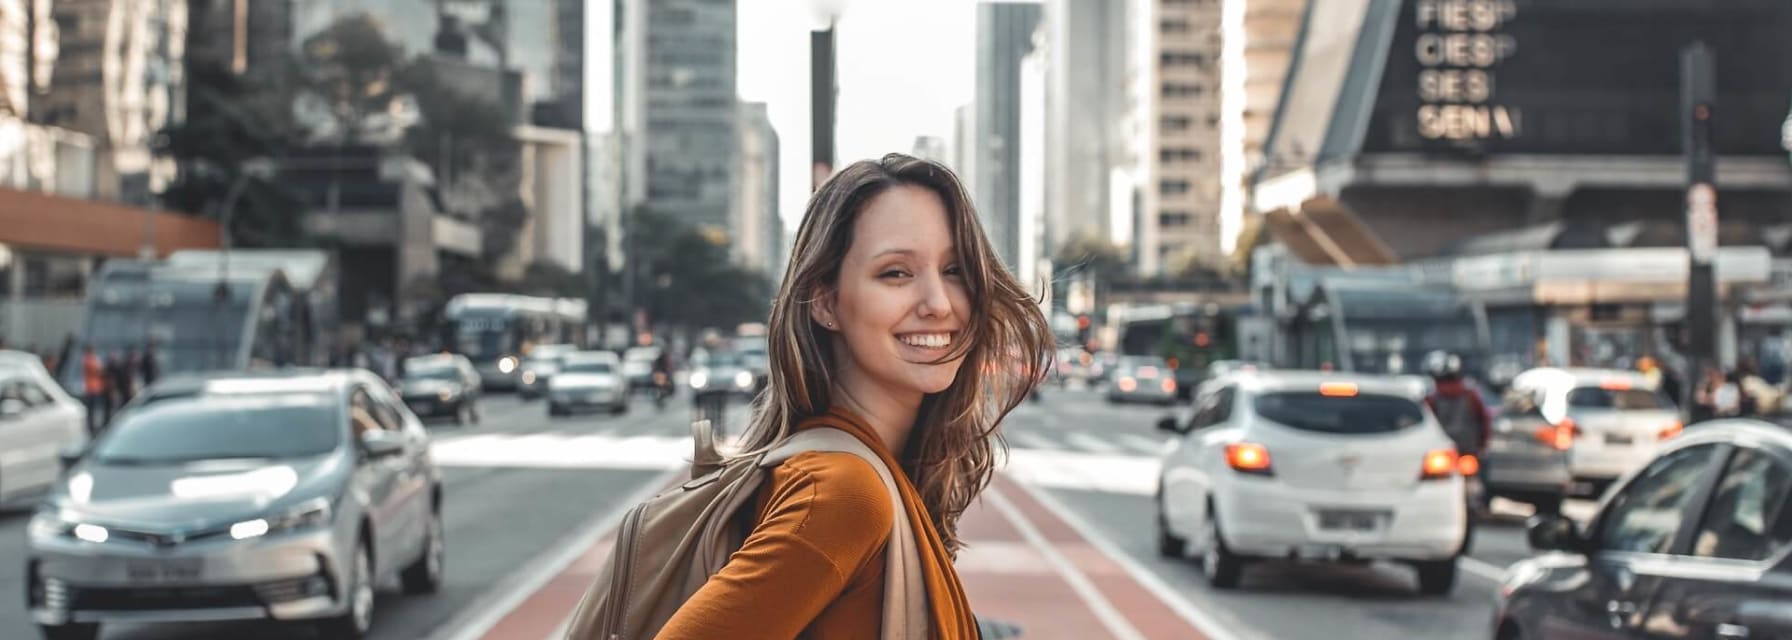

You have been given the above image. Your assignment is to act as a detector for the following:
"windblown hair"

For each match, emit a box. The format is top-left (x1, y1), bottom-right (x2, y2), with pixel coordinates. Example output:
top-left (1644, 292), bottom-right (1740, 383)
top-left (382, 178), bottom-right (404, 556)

top-left (734, 153), bottom-right (1053, 555)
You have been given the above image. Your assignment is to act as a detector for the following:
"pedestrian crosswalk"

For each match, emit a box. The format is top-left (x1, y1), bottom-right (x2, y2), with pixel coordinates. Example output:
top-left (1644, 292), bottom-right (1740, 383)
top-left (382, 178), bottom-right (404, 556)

top-left (430, 423), bottom-right (1170, 496)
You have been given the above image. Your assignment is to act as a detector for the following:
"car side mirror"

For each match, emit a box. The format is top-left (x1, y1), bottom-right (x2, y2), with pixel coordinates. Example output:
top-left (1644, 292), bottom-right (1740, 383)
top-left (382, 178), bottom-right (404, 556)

top-left (359, 430), bottom-right (406, 459)
top-left (1157, 414), bottom-right (1182, 434)
top-left (1526, 514), bottom-right (1587, 553)
top-left (0, 398), bottom-right (25, 419)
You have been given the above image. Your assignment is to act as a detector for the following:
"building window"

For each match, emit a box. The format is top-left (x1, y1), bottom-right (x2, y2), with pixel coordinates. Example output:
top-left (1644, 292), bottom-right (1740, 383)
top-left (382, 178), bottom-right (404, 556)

top-left (1159, 179), bottom-right (1191, 195)
top-left (1160, 212), bottom-right (1193, 228)
top-left (1159, 148), bottom-right (1203, 164)
top-left (1161, 83), bottom-right (1205, 99)
top-left (1207, 114), bottom-right (1221, 130)
top-left (1161, 115), bottom-right (1193, 132)
top-left (1160, 19), bottom-right (1191, 34)
top-left (1159, 51), bottom-right (1208, 68)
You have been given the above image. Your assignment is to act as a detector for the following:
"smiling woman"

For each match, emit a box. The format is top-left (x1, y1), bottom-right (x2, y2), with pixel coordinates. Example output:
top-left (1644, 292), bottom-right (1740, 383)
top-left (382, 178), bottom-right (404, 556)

top-left (645, 153), bottom-right (1053, 639)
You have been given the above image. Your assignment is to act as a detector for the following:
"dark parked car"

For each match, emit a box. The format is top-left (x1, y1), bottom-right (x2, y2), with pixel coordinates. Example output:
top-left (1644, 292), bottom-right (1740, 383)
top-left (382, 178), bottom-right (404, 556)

top-left (1493, 419), bottom-right (1792, 640)
top-left (397, 354), bottom-right (482, 424)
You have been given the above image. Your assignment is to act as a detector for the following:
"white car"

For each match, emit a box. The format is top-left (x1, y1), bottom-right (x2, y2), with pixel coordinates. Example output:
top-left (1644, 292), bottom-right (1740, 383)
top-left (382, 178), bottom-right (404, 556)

top-left (548, 352), bottom-right (628, 416)
top-left (1502, 368), bottom-right (1681, 497)
top-left (1155, 371), bottom-right (1469, 595)
top-left (0, 351), bottom-right (88, 507)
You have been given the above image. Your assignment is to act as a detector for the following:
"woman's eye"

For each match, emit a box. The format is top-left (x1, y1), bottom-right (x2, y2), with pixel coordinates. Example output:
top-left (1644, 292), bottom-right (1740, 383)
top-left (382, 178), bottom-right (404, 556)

top-left (944, 265), bottom-right (964, 277)
top-left (879, 269), bottom-right (911, 279)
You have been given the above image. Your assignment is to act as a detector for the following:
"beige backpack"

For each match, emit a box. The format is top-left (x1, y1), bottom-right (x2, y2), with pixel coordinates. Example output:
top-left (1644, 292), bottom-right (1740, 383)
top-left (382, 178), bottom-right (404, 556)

top-left (563, 420), bottom-right (928, 640)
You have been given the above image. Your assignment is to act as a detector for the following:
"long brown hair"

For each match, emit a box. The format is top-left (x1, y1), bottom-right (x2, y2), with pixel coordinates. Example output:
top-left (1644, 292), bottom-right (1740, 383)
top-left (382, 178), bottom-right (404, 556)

top-left (736, 153), bottom-right (1053, 555)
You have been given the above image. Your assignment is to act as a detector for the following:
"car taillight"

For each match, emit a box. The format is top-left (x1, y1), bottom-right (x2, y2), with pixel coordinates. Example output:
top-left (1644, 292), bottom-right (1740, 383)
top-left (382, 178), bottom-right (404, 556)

top-left (1535, 418), bottom-right (1576, 451)
top-left (1161, 378), bottom-right (1176, 393)
top-left (1457, 454), bottom-right (1480, 476)
top-left (1118, 377), bottom-right (1137, 392)
top-left (1421, 448), bottom-right (1459, 480)
top-left (1225, 443), bottom-right (1273, 476)
top-left (1658, 421), bottom-right (1683, 441)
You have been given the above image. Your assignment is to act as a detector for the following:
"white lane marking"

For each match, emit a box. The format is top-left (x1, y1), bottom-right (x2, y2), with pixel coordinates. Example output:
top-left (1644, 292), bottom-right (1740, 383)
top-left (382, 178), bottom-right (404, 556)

top-left (1460, 556), bottom-right (1508, 584)
top-left (426, 466), bottom-right (683, 640)
top-left (1002, 449), bottom-right (1161, 496)
top-left (1007, 430), bottom-right (1058, 451)
top-left (430, 433), bottom-right (691, 470)
top-left (985, 486), bottom-right (1148, 640)
top-left (1066, 432), bottom-right (1126, 455)
top-left (1117, 434), bottom-right (1168, 455)
top-left (1005, 478), bottom-right (1258, 640)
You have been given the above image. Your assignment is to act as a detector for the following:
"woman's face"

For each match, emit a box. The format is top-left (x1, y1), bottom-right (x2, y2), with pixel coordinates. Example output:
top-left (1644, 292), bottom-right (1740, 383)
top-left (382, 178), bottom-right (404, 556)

top-left (816, 184), bottom-right (971, 402)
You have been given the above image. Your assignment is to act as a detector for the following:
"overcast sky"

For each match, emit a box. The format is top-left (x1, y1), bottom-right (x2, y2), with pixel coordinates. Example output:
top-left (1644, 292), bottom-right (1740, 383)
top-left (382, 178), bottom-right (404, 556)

top-left (738, 0), bottom-right (985, 233)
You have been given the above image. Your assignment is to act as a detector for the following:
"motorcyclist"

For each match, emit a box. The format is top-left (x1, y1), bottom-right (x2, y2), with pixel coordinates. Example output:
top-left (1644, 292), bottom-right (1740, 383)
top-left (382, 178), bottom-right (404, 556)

top-left (1423, 351), bottom-right (1491, 516)
top-left (650, 350), bottom-right (674, 407)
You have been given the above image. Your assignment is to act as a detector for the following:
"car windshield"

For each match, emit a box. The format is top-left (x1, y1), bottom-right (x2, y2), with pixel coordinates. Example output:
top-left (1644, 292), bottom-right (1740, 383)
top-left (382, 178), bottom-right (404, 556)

top-left (93, 394), bottom-right (340, 463)
top-left (405, 367), bottom-right (459, 382)
top-left (702, 352), bottom-right (741, 368)
top-left (1567, 386), bottom-right (1671, 410)
top-left (563, 360), bottom-right (614, 374)
top-left (1253, 392), bottom-right (1426, 435)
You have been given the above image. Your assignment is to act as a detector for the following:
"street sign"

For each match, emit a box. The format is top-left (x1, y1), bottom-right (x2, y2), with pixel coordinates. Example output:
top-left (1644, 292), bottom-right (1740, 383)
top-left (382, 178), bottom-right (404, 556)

top-left (1687, 182), bottom-right (1717, 264)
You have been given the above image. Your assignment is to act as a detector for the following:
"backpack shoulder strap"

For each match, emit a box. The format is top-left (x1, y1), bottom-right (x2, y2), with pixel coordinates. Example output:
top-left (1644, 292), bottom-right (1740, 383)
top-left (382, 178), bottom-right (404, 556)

top-left (763, 428), bottom-right (928, 640)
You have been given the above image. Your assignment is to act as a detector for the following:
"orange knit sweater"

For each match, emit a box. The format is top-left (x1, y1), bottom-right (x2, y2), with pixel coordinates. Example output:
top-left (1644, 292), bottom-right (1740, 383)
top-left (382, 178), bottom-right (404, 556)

top-left (654, 408), bottom-right (978, 639)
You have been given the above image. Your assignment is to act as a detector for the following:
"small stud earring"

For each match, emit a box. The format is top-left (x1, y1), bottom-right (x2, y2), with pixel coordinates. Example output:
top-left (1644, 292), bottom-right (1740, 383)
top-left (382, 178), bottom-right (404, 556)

top-left (825, 321), bottom-right (834, 328)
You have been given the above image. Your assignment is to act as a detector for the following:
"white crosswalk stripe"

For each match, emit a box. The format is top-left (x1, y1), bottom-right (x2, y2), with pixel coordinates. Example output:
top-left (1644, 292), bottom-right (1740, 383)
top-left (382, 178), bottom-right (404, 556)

top-left (1007, 431), bottom-right (1058, 451)
top-left (430, 432), bottom-right (690, 470)
top-left (1116, 434), bottom-right (1168, 456)
top-left (1065, 433), bottom-right (1124, 455)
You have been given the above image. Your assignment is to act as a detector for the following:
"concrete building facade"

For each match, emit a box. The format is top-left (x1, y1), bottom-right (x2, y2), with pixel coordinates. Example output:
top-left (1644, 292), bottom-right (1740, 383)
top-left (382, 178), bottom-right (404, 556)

top-left (618, 0), bottom-right (737, 235)
top-left (734, 101), bottom-right (779, 275)
top-left (973, 1), bottom-right (1042, 271)
top-left (1139, 0), bottom-right (1224, 276)
top-left (1044, 0), bottom-right (1128, 253)
top-left (37, 0), bottom-right (186, 205)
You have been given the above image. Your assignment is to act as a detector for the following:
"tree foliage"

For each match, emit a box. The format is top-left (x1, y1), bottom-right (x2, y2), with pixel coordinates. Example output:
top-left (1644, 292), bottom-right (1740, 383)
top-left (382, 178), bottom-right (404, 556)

top-left (160, 62), bottom-right (305, 247)
top-left (629, 207), bottom-right (773, 331)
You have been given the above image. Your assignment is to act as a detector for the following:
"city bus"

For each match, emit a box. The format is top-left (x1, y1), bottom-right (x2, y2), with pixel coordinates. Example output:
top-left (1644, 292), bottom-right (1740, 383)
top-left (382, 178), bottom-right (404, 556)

top-left (1116, 303), bottom-right (1249, 400)
top-left (441, 293), bottom-right (587, 390)
top-left (58, 250), bottom-right (337, 391)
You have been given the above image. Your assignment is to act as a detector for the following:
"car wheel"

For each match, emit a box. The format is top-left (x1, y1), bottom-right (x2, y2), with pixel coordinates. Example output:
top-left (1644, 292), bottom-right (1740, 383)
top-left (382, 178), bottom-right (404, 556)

top-left (611, 403), bottom-right (629, 416)
top-left (1155, 492), bottom-right (1187, 558)
top-left (38, 623), bottom-right (99, 640)
top-left (1201, 506), bottom-right (1244, 589)
top-left (322, 540), bottom-right (375, 639)
top-left (402, 508), bottom-right (445, 595)
top-left (1415, 558), bottom-right (1458, 596)
top-left (548, 403), bottom-right (566, 417)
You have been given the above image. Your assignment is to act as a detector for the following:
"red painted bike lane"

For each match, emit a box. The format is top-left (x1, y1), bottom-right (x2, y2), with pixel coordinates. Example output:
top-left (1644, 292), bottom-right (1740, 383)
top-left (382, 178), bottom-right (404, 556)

top-left (462, 473), bottom-right (1216, 640)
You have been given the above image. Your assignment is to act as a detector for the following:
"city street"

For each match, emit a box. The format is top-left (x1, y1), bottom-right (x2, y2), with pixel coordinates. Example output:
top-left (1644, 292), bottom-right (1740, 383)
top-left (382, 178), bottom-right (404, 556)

top-left (0, 386), bottom-right (1581, 640)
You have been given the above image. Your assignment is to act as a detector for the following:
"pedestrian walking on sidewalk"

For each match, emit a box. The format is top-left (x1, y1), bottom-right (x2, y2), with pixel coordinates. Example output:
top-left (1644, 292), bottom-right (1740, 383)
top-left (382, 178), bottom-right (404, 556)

top-left (80, 345), bottom-right (107, 434)
top-left (640, 154), bottom-right (1053, 639)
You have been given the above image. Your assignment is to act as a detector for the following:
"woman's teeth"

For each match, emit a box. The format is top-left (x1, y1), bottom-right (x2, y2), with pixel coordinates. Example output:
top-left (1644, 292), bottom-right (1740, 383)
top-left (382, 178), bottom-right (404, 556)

top-left (900, 333), bottom-right (952, 349)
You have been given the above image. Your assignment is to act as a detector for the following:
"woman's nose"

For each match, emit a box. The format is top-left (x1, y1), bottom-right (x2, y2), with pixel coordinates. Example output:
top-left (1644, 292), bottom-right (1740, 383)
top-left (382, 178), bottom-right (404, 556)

top-left (916, 273), bottom-right (954, 319)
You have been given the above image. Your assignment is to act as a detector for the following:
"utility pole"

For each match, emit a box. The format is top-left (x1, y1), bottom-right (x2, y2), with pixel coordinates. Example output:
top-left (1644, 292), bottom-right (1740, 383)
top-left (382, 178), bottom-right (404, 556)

top-left (1681, 42), bottom-right (1719, 411)
top-left (811, 21), bottom-right (837, 191)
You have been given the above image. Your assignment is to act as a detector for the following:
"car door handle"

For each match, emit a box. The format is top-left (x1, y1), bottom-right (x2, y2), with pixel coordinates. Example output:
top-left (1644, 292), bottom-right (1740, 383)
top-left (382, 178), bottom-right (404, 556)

top-left (1716, 623), bottom-right (1750, 640)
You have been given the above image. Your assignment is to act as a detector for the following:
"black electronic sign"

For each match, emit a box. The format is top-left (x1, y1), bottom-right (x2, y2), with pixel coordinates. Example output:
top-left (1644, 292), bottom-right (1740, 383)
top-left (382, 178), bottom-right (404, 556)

top-left (1362, 0), bottom-right (1792, 156)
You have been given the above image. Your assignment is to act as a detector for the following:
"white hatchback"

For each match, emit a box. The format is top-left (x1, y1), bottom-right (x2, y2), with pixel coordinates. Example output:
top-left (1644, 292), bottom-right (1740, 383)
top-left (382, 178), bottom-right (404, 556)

top-left (1154, 371), bottom-right (1469, 595)
top-left (0, 351), bottom-right (88, 507)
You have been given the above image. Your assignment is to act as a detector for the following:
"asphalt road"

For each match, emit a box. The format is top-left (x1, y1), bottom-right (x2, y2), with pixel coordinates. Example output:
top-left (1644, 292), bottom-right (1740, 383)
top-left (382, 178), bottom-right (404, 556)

top-left (1004, 385), bottom-right (1578, 640)
top-left (0, 383), bottom-right (1569, 640)
top-left (0, 391), bottom-right (712, 640)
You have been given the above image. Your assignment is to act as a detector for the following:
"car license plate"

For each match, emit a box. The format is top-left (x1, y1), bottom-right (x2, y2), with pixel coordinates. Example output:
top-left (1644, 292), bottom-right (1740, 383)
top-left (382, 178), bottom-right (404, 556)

top-left (1605, 433), bottom-right (1634, 446)
top-left (1317, 510), bottom-right (1383, 532)
top-left (125, 558), bottom-right (202, 584)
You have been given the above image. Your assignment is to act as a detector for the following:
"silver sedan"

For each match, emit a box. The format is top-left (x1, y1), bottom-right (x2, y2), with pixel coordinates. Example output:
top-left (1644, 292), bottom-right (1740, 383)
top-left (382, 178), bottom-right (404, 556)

top-left (26, 370), bottom-right (443, 640)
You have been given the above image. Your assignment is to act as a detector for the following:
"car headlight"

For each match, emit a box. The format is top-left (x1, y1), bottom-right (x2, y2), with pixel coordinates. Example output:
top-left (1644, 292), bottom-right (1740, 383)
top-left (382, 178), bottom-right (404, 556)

top-left (521, 371), bottom-right (537, 385)
top-left (734, 371), bottom-right (753, 389)
top-left (29, 510), bottom-right (76, 541)
top-left (690, 372), bottom-right (709, 389)
top-left (232, 497), bottom-right (333, 541)
top-left (498, 356), bottom-right (518, 374)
